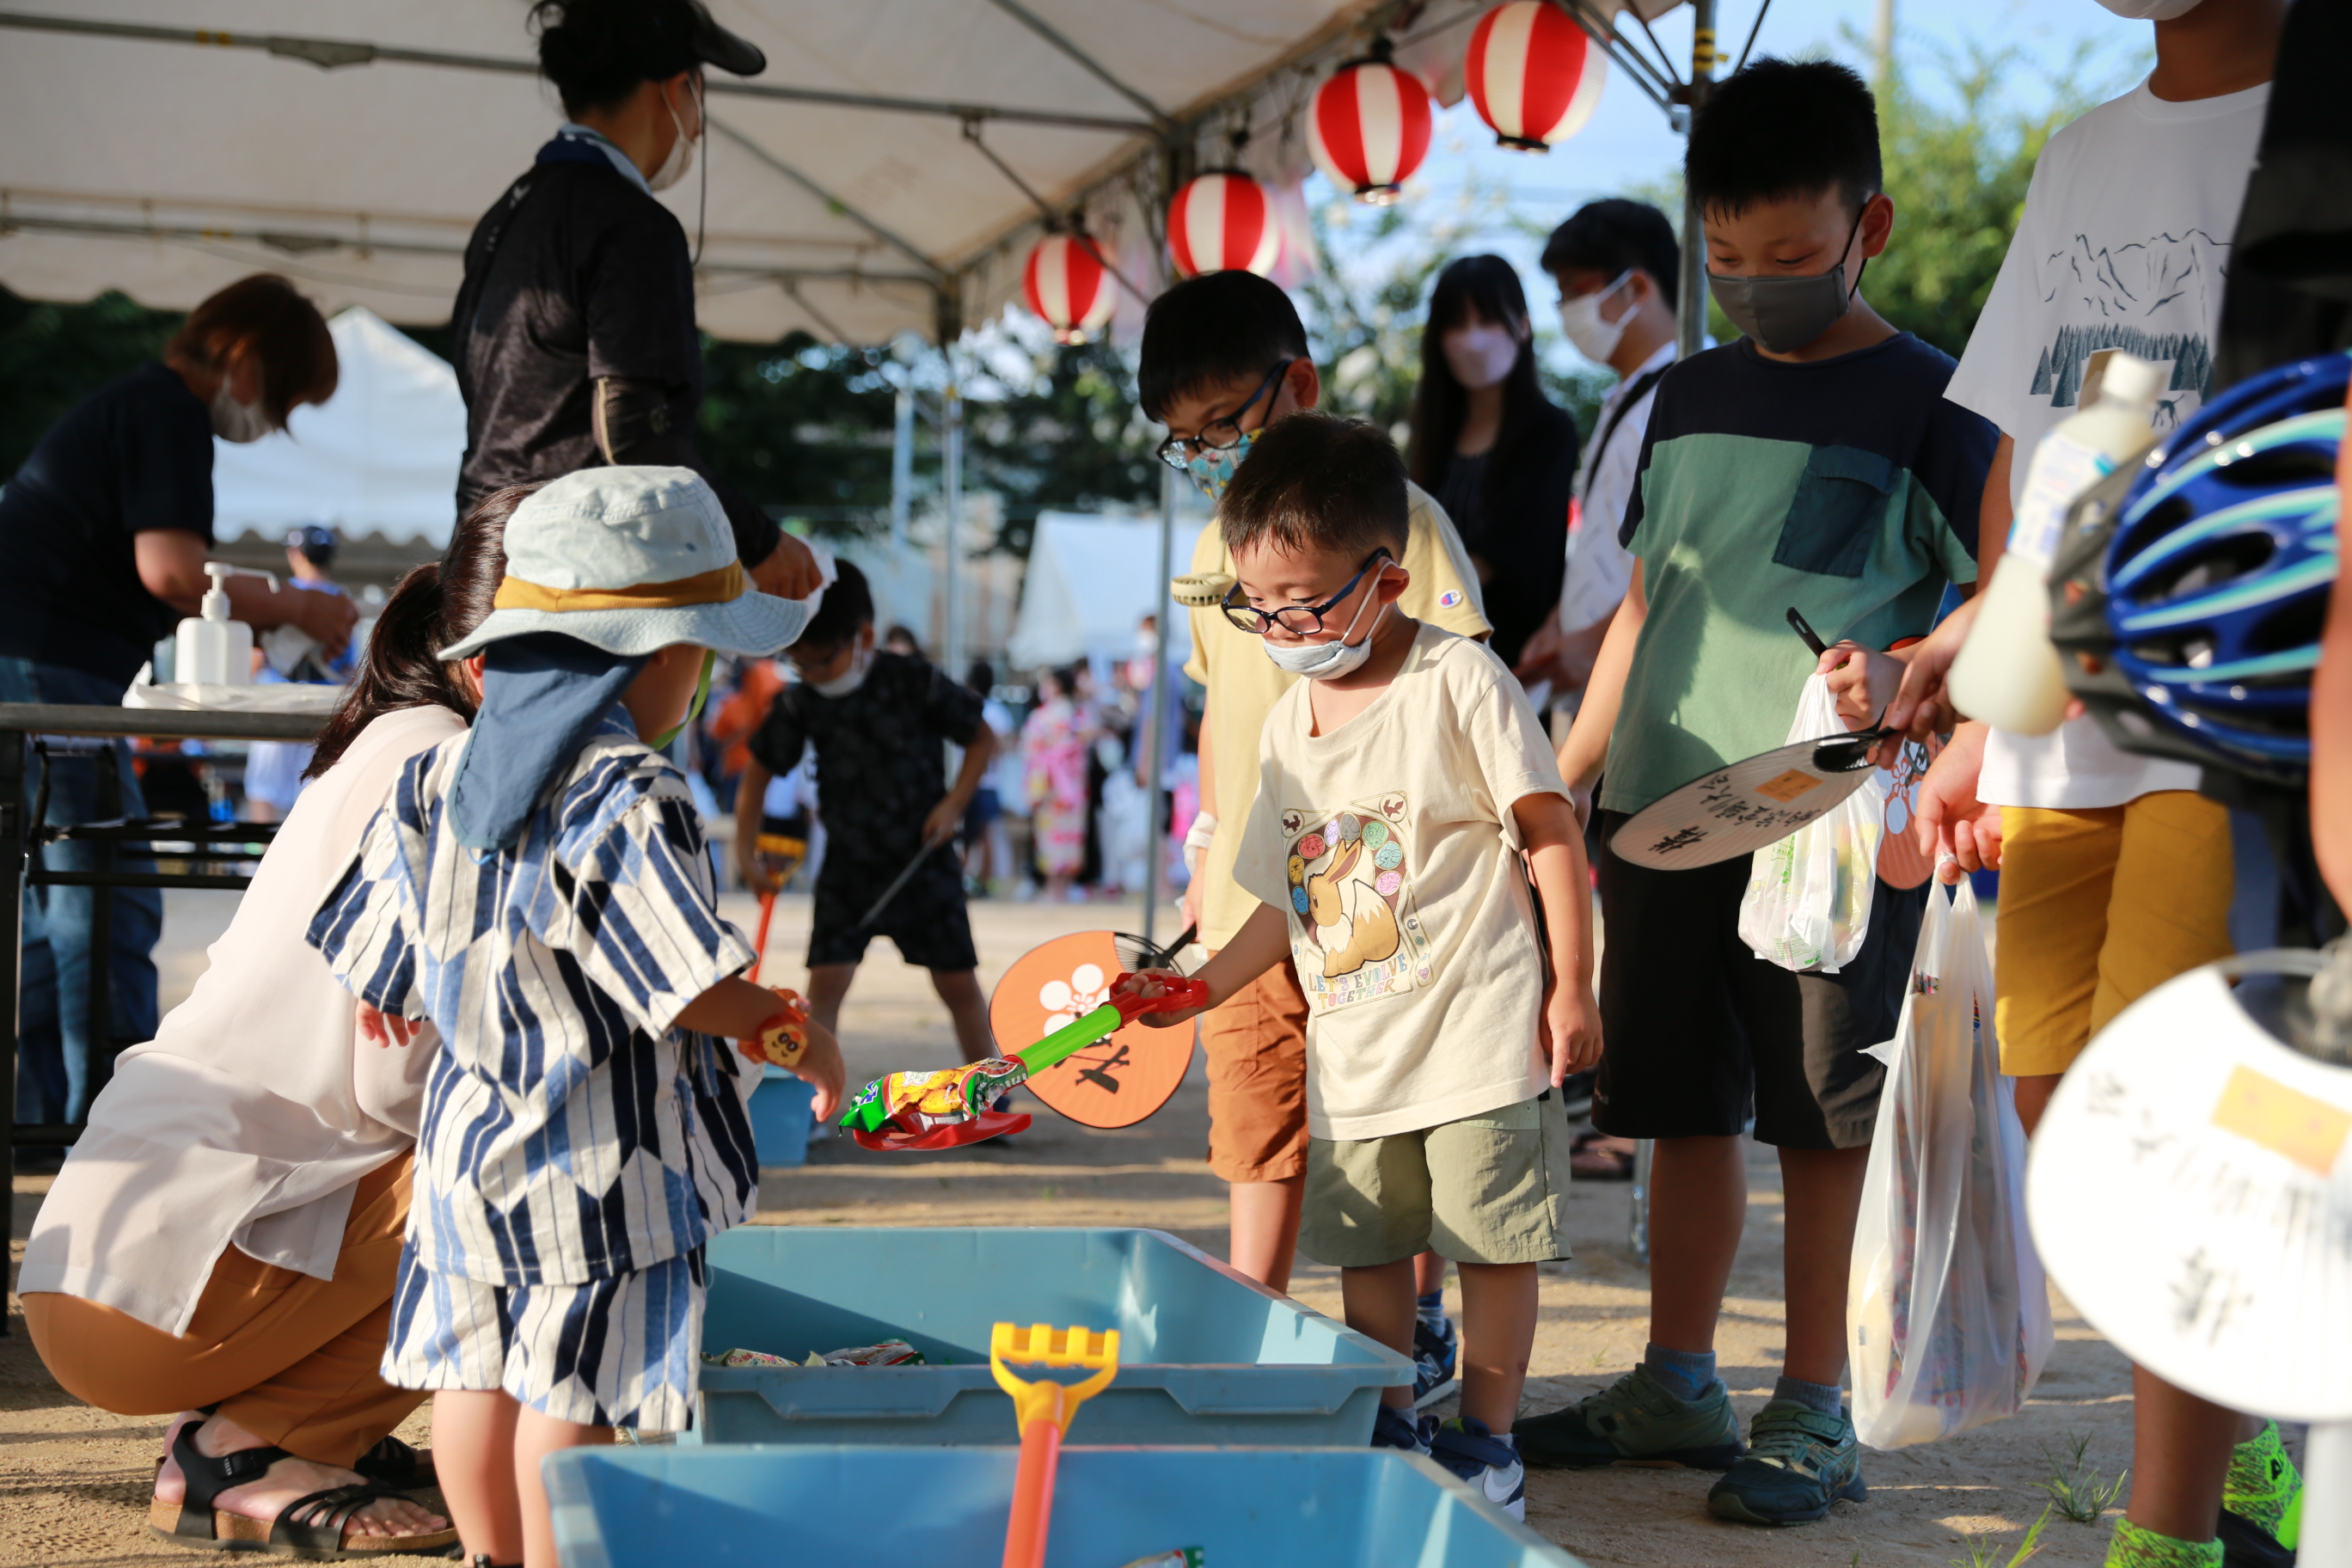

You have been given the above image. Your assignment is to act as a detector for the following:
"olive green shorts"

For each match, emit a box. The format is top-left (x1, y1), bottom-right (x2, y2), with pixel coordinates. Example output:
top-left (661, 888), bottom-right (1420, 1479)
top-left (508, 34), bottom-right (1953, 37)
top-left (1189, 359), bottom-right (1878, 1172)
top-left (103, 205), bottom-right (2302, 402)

top-left (1298, 1095), bottom-right (1575, 1268)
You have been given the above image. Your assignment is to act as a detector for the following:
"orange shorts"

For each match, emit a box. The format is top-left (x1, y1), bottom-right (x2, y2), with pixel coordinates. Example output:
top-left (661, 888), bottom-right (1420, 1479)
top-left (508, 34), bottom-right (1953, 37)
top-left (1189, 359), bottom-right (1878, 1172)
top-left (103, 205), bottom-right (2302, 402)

top-left (1201, 959), bottom-right (1310, 1183)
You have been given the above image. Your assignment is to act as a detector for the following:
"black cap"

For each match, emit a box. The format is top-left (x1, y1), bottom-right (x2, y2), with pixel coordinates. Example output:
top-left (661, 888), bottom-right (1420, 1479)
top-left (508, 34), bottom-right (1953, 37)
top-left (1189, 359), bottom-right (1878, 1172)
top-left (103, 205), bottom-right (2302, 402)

top-left (681, 0), bottom-right (764, 76)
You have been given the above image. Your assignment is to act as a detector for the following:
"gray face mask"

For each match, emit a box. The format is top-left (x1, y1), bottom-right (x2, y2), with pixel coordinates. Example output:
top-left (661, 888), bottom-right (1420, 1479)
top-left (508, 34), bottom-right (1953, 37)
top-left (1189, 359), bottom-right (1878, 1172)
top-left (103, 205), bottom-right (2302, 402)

top-left (1705, 205), bottom-right (1868, 355)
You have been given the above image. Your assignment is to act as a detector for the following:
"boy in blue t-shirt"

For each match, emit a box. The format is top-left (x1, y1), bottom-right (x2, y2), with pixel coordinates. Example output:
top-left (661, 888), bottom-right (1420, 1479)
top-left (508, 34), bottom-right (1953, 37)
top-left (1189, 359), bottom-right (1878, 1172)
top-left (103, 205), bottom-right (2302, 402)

top-left (1526, 58), bottom-right (1996, 1525)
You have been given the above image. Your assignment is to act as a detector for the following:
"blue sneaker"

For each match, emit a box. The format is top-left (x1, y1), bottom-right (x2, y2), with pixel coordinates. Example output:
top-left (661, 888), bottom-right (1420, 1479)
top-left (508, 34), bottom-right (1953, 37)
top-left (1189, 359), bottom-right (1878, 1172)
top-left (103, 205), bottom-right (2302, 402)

top-left (1430, 1418), bottom-right (1527, 1522)
top-left (1412, 1313), bottom-right (1458, 1406)
top-left (1371, 1402), bottom-right (1433, 1456)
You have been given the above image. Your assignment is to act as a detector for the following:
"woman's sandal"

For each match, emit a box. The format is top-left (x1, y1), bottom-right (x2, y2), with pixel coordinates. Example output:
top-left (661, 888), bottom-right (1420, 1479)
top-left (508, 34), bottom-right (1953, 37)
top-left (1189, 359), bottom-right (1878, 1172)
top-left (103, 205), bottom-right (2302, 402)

top-left (150, 1422), bottom-right (459, 1559)
top-left (352, 1435), bottom-right (435, 1491)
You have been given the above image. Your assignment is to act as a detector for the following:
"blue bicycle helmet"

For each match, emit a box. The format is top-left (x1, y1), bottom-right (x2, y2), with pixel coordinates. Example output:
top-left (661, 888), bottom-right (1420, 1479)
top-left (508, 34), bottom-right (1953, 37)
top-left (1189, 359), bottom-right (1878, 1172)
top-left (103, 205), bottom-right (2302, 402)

top-left (2050, 352), bottom-right (2345, 785)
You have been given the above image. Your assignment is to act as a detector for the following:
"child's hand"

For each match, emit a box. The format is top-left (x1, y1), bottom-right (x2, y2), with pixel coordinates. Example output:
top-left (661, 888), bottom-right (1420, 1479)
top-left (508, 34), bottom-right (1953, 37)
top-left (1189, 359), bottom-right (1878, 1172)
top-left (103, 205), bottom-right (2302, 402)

top-left (735, 839), bottom-right (781, 896)
top-left (1819, 642), bottom-right (1903, 730)
top-left (788, 1018), bottom-right (846, 1121)
top-left (1540, 976), bottom-right (1602, 1087)
top-left (1115, 968), bottom-right (1207, 1029)
top-left (356, 1001), bottom-right (422, 1049)
top-left (920, 795), bottom-right (962, 849)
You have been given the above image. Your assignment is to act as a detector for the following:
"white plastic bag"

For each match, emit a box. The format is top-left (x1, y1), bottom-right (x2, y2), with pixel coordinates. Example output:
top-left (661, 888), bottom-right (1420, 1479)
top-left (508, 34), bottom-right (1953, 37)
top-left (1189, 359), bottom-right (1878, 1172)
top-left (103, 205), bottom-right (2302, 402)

top-left (1738, 673), bottom-right (1891, 972)
top-left (1848, 877), bottom-right (2054, 1449)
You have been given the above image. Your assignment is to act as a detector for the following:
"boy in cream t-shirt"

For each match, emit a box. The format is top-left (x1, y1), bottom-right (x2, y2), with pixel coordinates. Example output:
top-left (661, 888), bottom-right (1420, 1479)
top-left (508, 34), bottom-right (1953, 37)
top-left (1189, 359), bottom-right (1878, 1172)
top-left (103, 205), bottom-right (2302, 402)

top-left (1124, 413), bottom-right (1595, 1522)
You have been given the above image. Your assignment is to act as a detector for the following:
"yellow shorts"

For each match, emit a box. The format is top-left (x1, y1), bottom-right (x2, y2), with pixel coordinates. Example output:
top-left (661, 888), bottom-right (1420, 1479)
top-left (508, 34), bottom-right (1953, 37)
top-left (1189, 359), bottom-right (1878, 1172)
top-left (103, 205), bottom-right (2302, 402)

top-left (1994, 792), bottom-right (2233, 1077)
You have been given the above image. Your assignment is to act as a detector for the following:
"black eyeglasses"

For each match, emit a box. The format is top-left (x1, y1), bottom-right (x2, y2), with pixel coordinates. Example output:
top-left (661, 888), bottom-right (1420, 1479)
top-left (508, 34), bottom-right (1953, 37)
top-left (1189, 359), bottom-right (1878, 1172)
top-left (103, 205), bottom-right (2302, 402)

top-left (1155, 359), bottom-right (1294, 470)
top-left (1222, 551), bottom-right (1390, 636)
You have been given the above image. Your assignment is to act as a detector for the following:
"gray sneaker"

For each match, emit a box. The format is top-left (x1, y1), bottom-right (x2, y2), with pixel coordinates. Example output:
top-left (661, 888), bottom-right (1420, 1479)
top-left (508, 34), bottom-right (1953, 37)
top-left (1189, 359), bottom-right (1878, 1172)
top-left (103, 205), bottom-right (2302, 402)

top-left (1515, 1365), bottom-right (1745, 1470)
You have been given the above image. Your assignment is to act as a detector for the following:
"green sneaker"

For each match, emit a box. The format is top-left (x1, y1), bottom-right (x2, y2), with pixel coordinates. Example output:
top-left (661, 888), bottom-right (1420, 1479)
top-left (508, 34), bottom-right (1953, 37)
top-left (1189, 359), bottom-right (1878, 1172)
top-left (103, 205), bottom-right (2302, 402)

top-left (1514, 1365), bottom-right (1744, 1470)
top-left (1706, 1400), bottom-right (1867, 1524)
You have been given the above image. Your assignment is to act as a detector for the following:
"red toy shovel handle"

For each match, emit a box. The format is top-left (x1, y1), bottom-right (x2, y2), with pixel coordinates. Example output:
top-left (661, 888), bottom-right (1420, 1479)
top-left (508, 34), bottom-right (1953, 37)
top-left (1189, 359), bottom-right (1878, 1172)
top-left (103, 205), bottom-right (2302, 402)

top-left (1001, 1418), bottom-right (1062, 1568)
top-left (1110, 972), bottom-right (1210, 1024)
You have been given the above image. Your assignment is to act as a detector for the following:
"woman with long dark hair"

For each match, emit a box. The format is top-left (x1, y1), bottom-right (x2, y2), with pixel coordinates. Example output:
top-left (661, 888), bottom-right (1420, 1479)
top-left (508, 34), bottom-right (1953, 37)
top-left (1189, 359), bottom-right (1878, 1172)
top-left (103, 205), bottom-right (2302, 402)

top-left (16, 487), bottom-right (531, 1559)
top-left (1406, 255), bottom-right (1583, 668)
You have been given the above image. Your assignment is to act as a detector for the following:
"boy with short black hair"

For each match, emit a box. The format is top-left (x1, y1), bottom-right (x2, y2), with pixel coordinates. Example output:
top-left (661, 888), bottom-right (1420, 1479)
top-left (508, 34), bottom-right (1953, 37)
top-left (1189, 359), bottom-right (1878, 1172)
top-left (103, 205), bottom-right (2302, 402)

top-left (1526, 58), bottom-right (1997, 1524)
top-left (732, 559), bottom-right (1001, 1068)
top-left (1125, 412), bottom-right (1596, 1522)
top-left (1145, 273), bottom-right (1490, 1394)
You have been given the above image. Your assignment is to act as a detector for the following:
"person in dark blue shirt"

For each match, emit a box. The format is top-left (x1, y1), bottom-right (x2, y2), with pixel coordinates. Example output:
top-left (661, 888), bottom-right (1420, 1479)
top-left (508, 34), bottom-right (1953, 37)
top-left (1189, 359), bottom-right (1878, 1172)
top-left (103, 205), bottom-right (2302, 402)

top-left (0, 273), bottom-right (351, 1128)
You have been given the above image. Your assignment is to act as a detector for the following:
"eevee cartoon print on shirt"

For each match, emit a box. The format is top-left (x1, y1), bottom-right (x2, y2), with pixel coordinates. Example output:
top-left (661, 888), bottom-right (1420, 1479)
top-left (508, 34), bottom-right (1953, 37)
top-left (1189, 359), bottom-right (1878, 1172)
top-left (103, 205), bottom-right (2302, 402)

top-left (1279, 796), bottom-right (1435, 1011)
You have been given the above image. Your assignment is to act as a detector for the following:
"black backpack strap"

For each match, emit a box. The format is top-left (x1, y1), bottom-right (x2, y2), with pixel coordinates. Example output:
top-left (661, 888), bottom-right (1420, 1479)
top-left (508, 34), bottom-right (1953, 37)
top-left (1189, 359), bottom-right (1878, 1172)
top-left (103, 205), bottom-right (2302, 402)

top-left (1584, 364), bottom-right (1670, 496)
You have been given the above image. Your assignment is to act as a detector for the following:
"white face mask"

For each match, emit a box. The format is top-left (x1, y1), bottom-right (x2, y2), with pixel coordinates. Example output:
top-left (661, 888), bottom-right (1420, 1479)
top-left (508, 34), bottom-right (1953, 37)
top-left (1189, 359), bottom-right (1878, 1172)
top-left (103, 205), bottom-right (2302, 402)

top-left (1259, 564), bottom-right (1392, 682)
top-left (2090, 0), bottom-right (2202, 15)
top-left (808, 643), bottom-right (872, 698)
top-left (649, 82), bottom-right (698, 193)
top-left (209, 376), bottom-right (273, 444)
top-left (1442, 323), bottom-right (1521, 390)
top-left (1557, 270), bottom-right (1637, 365)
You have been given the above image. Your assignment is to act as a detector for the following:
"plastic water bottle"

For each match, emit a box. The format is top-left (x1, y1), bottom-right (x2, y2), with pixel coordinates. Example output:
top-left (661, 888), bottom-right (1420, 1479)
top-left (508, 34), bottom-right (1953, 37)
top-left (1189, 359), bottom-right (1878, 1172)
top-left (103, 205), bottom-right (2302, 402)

top-left (1949, 352), bottom-right (2165, 734)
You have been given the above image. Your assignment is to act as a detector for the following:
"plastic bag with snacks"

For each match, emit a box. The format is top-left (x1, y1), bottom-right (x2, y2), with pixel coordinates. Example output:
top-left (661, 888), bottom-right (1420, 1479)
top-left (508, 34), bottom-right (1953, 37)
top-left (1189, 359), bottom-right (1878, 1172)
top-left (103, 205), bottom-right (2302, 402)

top-left (1737, 672), bottom-right (1892, 972)
top-left (1847, 877), bottom-right (2053, 1449)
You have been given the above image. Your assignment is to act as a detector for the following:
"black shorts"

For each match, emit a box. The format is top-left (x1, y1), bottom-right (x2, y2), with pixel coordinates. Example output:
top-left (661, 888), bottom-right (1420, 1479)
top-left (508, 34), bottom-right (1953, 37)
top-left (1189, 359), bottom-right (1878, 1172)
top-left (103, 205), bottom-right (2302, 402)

top-left (1590, 810), bottom-right (1924, 1150)
top-left (808, 853), bottom-right (978, 971)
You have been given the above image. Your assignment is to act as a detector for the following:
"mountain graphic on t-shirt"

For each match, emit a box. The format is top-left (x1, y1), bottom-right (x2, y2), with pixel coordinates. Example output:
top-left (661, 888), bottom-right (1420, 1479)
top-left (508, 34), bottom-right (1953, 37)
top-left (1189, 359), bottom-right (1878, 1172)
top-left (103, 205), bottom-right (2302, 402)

top-left (2028, 226), bottom-right (2232, 419)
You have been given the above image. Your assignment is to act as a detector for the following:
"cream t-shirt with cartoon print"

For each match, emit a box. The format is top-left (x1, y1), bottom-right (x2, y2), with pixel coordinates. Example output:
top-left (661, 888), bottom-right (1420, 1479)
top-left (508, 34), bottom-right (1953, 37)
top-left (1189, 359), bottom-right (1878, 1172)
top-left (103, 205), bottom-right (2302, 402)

top-left (1234, 623), bottom-right (1569, 1141)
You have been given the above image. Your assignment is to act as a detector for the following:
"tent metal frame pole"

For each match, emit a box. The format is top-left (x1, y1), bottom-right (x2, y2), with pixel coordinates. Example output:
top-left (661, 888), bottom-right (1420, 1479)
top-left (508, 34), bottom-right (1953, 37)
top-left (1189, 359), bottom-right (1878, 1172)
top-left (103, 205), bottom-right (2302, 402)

top-left (1137, 464), bottom-right (1177, 947)
top-left (983, 0), bottom-right (1172, 130)
top-left (942, 359), bottom-right (965, 680)
top-left (708, 118), bottom-right (946, 282)
top-left (0, 10), bottom-right (1155, 134)
top-left (890, 387), bottom-right (916, 558)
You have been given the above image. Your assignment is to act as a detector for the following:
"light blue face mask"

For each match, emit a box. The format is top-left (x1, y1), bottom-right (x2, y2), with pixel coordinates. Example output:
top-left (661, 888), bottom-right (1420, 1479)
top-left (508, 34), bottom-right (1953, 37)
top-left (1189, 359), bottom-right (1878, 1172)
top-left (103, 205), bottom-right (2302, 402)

top-left (1186, 426), bottom-right (1261, 502)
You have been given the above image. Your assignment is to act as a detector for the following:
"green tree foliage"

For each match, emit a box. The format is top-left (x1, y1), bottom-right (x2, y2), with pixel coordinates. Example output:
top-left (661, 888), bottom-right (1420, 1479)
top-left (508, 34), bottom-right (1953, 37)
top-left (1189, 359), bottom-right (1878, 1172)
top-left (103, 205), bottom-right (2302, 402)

top-left (0, 287), bottom-right (181, 477)
top-left (697, 334), bottom-right (897, 522)
top-left (1863, 40), bottom-right (2117, 358)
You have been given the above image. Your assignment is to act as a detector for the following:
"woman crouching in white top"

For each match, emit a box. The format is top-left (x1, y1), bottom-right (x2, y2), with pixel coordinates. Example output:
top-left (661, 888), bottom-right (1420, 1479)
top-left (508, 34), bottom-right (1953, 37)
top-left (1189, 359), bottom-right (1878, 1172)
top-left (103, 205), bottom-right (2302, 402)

top-left (18, 486), bottom-right (532, 1559)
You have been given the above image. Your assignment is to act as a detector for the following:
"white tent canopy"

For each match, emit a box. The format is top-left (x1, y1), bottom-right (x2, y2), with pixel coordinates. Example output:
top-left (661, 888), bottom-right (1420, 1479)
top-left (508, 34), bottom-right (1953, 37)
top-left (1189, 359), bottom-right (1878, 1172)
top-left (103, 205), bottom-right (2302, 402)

top-left (1008, 511), bottom-right (1196, 673)
top-left (0, 0), bottom-right (1684, 346)
top-left (211, 305), bottom-right (467, 548)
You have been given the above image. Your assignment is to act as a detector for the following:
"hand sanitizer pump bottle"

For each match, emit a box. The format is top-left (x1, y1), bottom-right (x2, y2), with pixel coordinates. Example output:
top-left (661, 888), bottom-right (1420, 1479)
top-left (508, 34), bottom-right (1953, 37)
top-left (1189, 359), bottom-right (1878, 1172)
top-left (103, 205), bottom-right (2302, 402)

top-left (174, 563), bottom-right (254, 687)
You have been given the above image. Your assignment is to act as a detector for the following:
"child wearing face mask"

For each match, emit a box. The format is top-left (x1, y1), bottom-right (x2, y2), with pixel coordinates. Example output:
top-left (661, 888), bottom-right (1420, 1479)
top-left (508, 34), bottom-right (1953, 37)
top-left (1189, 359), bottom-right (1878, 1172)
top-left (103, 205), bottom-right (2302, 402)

top-left (1119, 412), bottom-right (1596, 1522)
top-left (732, 560), bottom-right (1003, 1075)
top-left (1528, 58), bottom-right (1998, 1527)
top-left (1405, 256), bottom-right (1583, 670)
top-left (1140, 270), bottom-right (1491, 1394)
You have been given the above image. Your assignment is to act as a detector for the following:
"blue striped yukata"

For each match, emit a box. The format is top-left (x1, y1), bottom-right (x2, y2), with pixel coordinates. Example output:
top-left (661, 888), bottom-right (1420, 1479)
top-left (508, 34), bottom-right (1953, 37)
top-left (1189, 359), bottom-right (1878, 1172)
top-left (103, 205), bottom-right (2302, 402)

top-left (308, 706), bottom-right (759, 1429)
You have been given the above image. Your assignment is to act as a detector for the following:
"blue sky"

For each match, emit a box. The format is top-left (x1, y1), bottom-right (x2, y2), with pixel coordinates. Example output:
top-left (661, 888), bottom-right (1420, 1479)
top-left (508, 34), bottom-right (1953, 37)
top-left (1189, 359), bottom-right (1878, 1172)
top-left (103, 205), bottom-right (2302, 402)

top-left (1305, 0), bottom-right (2159, 374)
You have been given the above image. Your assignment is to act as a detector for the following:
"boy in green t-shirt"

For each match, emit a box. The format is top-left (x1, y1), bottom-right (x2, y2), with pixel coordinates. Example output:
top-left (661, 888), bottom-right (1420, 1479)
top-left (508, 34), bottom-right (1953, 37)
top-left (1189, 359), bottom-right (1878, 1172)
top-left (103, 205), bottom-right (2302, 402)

top-left (1524, 58), bottom-right (1996, 1526)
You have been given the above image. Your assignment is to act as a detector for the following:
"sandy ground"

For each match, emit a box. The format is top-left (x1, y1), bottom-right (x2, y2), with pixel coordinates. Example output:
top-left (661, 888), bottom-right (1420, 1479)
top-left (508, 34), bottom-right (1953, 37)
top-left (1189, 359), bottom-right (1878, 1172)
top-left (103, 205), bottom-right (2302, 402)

top-left (1, 890), bottom-right (2159, 1567)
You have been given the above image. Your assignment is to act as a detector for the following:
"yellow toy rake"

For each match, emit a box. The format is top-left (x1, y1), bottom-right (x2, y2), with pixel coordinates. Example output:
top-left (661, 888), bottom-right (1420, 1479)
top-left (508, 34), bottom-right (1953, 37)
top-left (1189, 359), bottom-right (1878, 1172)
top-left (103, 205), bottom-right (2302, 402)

top-left (990, 1321), bottom-right (1119, 1568)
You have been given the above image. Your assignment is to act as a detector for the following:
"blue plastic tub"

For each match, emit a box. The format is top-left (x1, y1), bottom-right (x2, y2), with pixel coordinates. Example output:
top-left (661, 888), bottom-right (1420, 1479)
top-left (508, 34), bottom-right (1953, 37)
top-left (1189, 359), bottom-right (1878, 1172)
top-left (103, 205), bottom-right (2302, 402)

top-left (546, 1444), bottom-right (1583, 1567)
top-left (695, 1227), bottom-right (1412, 1447)
top-left (749, 1067), bottom-right (813, 1168)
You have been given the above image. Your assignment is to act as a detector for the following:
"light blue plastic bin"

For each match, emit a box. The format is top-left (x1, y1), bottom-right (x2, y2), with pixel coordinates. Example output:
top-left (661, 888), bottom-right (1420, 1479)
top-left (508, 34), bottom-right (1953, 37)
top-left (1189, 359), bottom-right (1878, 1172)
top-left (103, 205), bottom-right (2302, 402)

top-left (749, 1067), bottom-right (813, 1168)
top-left (546, 1445), bottom-right (1584, 1567)
top-left (695, 1227), bottom-right (1412, 1447)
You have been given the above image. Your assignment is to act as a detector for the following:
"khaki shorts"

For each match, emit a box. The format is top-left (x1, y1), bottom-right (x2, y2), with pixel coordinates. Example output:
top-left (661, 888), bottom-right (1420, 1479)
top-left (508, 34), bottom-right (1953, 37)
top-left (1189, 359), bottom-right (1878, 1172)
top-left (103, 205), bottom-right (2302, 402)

top-left (1201, 960), bottom-right (1310, 1183)
top-left (1300, 1096), bottom-right (1574, 1269)
top-left (1995, 793), bottom-right (2234, 1078)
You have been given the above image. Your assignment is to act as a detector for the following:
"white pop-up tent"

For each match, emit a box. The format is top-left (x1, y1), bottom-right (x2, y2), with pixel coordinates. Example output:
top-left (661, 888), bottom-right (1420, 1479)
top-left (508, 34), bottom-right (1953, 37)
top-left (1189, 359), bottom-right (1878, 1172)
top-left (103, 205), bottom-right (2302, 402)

top-left (1007, 511), bottom-right (1196, 674)
top-left (0, 0), bottom-right (1692, 346)
top-left (211, 305), bottom-right (468, 548)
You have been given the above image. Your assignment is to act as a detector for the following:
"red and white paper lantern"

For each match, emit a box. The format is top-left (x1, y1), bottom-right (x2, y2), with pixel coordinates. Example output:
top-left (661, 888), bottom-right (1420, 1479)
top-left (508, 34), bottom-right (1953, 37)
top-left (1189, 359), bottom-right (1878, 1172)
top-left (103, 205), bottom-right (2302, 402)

top-left (1166, 171), bottom-right (1281, 279)
top-left (1021, 234), bottom-right (1115, 346)
top-left (1308, 51), bottom-right (1433, 205)
top-left (1466, 2), bottom-right (1608, 152)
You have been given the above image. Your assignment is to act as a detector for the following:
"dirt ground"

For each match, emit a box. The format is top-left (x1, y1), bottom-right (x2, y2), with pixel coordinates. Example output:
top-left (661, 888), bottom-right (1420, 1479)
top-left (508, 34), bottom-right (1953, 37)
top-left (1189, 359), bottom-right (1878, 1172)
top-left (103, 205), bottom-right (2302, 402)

top-left (3, 890), bottom-right (2159, 1567)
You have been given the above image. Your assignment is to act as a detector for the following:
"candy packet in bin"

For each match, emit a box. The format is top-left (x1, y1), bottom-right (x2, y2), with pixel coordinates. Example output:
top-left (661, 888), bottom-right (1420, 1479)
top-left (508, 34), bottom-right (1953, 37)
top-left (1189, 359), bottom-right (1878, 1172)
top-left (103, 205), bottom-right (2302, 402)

top-left (699, 1348), bottom-right (793, 1369)
top-left (801, 1338), bottom-right (926, 1367)
top-left (1115, 1553), bottom-right (1204, 1568)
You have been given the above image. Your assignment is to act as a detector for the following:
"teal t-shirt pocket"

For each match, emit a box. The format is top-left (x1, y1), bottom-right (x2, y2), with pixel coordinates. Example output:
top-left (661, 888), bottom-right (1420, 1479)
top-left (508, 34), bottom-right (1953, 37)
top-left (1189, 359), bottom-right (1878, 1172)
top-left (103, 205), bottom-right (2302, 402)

top-left (1774, 444), bottom-right (1896, 579)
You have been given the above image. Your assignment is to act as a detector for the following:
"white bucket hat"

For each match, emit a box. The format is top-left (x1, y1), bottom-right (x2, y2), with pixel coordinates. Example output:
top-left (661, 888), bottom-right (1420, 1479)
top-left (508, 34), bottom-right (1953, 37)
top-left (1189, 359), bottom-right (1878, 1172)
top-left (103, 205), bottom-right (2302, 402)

top-left (439, 466), bottom-right (812, 660)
